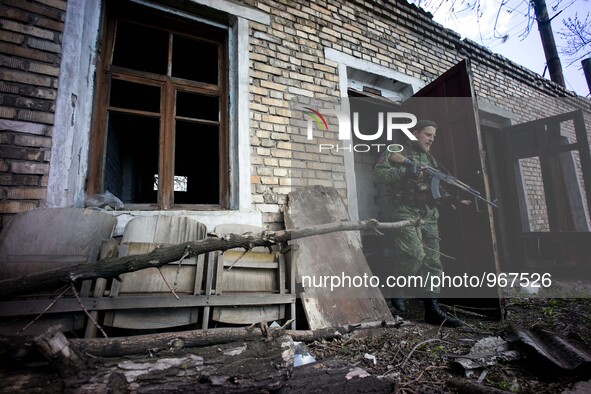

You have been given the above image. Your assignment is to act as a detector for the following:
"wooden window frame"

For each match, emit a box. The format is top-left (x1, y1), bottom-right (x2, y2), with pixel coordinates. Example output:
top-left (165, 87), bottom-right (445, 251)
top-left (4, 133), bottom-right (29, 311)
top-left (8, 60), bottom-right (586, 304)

top-left (87, 2), bottom-right (229, 210)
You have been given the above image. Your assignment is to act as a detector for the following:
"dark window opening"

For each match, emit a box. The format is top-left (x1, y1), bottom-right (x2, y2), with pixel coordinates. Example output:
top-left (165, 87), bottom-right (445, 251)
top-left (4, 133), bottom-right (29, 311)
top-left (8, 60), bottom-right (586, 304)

top-left (112, 20), bottom-right (168, 75)
top-left (172, 34), bottom-right (218, 84)
top-left (175, 121), bottom-right (219, 204)
top-left (88, 1), bottom-right (229, 209)
top-left (104, 112), bottom-right (159, 204)
top-left (176, 91), bottom-right (218, 121)
top-left (109, 79), bottom-right (160, 113)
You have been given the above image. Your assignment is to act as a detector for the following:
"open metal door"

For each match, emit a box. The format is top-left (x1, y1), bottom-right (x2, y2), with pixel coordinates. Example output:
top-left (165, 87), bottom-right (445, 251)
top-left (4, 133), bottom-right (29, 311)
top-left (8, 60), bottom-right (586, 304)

top-left (501, 110), bottom-right (591, 275)
top-left (404, 60), bottom-right (501, 303)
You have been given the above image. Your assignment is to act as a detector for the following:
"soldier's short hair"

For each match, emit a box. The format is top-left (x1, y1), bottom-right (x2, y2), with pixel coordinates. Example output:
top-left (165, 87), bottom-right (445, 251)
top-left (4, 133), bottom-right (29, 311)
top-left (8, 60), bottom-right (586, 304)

top-left (412, 119), bottom-right (437, 131)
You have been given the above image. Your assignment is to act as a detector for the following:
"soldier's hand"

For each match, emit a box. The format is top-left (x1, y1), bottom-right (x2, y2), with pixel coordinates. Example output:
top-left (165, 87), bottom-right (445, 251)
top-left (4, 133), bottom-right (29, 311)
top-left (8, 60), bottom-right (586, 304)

top-left (460, 200), bottom-right (472, 206)
top-left (388, 152), bottom-right (408, 165)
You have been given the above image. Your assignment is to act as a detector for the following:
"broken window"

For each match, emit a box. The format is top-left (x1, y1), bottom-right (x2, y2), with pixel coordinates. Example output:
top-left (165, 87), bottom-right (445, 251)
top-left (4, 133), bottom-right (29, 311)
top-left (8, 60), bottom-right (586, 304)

top-left (88, 2), bottom-right (228, 209)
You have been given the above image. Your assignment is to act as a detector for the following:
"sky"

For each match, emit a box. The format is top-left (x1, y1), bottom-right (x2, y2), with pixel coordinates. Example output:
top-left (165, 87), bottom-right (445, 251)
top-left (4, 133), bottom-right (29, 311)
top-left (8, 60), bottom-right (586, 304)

top-left (409, 0), bottom-right (590, 97)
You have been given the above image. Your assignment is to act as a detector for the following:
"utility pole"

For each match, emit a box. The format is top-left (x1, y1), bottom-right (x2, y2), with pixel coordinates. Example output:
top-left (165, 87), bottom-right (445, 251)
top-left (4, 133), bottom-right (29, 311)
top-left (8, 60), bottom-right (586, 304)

top-left (583, 58), bottom-right (591, 96)
top-left (531, 0), bottom-right (565, 88)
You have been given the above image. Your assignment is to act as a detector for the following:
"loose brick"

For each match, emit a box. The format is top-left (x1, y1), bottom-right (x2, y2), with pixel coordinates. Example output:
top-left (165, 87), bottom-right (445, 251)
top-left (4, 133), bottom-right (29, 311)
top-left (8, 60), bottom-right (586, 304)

top-left (32, 15), bottom-right (65, 31)
top-left (15, 96), bottom-right (52, 111)
top-left (0, 42), bottom-right (58, 63)
top-left (4, 0), bottom-right (63, 21)
top-left (262, 212), bottom-right (284, 223)
top-left (14, 134), bottom-right (51, 149)
top-left (0, 19), bottom-right (55, 40)
top-left (27, 37), bottom-right (62, 54)
top-left (255, 203), bottom-right (280, 213)
top-left (271, 149), bottom-right (291, 158)
top-left (28, 62), bottom-right (60, 77)
top-left (260, 176), bottom-right (278, 185)
top-left (0, 30), bottom-right (25, 44)
top-left (36, 0), bottom-right (67, 12)
top-left (17, 109), bottom-right (54, 124)
top-left (263, 157), bottom-right (279, 166)
top-left (0, 6), bottom-right (29, 22)
top-left (0, 200), bottom-right (39, 214)
top-left (0, 146), bottom-right (44, 161)
top-left (6, 187), bottom-right (46, 200)
top-left (0, 173), bottom-right (39, 186)
top-left (0, 119), bottom-right (51, 135)
top-left (0, 82), bottom-right (57, 100)
top-left (0, 106), bottom-right (17, 119)
top-left (10, 160), bottom-right (49, 175)
top-left (0, 69), bottom-right (54, 88)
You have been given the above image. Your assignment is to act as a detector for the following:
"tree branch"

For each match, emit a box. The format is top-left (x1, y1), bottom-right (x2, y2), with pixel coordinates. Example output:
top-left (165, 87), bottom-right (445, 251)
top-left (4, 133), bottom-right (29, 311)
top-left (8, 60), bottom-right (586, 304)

top-left (0, 218), bottom-right (418, 299)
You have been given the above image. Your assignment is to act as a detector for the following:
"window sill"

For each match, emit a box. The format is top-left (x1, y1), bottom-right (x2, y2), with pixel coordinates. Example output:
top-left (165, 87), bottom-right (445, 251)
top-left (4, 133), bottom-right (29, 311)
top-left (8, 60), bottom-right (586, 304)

top-left (108, 209), bottom-right (263, 236)
top-left (122, 204), bottom-right (228, 211)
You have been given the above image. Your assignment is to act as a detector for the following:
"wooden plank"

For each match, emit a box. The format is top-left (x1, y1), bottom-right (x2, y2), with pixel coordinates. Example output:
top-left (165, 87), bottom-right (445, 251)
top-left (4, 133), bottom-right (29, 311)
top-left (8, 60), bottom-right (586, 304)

top-left (221, 261), bottom-right (278, 269)
top-left (121, 215), bottom-right (207, 244)
top-left (209, 223), bottom-right (287, 325)
top-left (285, 186), bottom-right (393, 330)
top-left (105, 215), bottom-right (208, 329)
top-left (0, 294), bottom-right (296, 316)
top-left (201, 252), bottom-right (216, 329)
top-left (287, 245), bottom-right (297, 330)
top-left (86, 239), bottom-right (120, 338)
top-left (211, 305), bottom-right (284, 324)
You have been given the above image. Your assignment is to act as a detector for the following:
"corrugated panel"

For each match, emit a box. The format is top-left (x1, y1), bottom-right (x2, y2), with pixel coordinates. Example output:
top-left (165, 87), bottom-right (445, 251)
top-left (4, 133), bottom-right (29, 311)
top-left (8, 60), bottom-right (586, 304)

top-left (506, 322), bottom-right (591, 372)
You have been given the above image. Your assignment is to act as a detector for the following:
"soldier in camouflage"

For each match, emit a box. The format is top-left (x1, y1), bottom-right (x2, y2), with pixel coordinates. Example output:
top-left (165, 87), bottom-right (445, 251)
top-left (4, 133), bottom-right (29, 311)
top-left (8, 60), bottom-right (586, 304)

top-left (374, 119), bottom-right (464, 327)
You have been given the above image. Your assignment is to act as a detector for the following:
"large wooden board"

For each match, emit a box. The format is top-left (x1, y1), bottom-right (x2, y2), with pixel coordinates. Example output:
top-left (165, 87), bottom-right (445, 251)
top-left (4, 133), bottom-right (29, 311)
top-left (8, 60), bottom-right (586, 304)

top-left (285, 186), bottom-right (392, 329)
top-left (0, 208), bottom-right (117, 335)
top-left (104, 215), bottom-right (207, 330)
top-left (0, 208), bottom-right (117, 280)
top-left (209, 223), bottom-right (285, 325)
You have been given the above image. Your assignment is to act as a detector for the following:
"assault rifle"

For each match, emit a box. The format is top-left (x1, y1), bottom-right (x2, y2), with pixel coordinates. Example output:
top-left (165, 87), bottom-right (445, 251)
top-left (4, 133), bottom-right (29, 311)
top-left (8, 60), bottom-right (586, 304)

top-left (403, 159), bottom-right (497, 208)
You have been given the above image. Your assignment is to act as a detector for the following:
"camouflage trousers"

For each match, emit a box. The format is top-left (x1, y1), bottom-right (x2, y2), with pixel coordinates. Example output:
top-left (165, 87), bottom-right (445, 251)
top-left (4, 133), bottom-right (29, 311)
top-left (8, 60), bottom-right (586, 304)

top-left (390, 204), bottom-right (442, 294)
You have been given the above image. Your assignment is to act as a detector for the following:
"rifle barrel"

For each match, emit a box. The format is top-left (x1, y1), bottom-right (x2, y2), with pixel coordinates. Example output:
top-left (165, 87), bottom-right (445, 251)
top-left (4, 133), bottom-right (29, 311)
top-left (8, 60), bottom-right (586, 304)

top-left (419, 165), bottom-right (497, 208)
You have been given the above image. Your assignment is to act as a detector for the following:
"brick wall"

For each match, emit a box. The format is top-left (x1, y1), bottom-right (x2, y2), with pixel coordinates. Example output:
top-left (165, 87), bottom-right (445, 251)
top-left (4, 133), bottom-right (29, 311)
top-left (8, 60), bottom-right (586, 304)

top-left (0, 0), bottom-right (67, 228)
top-left (0, 0), bottom-right (589, 232)
top-left (243, 0), bottom-right (590, 230)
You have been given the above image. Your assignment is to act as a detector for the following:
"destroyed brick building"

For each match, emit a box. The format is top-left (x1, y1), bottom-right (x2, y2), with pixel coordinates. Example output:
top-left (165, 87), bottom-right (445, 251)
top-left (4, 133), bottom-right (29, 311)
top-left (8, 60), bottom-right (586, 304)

top-left (1, 0), bottom-right (591, 336)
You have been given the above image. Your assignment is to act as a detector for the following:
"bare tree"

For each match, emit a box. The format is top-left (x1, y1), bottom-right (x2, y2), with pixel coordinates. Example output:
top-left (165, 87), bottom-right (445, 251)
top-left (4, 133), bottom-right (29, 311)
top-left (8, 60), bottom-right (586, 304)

top-left (558, 11), bottom-right (591, 95)
top-left (411, 0), bottom-right (570, 88)
top-left (558, 12), bottom-right (591, 64)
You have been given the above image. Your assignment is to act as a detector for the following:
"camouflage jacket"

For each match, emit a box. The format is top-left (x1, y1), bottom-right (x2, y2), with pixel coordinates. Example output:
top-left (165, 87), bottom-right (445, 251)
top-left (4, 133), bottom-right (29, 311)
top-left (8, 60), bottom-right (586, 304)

top-left (374, 141), bottom-right (442, 210)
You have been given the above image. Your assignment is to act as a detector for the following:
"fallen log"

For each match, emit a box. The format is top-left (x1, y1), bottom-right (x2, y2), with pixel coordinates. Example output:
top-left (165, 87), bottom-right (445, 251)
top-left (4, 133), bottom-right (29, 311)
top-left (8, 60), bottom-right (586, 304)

top-left (34, 326), bottom-right (86, 376)
top-left (69, 320), bottom-right (404, 357)
top-left (2, 319), bottom-right (407, 392)
top-left (0, 218), bottom-right (417, 299)
top-left (3, 327), bottom-right (296, 393)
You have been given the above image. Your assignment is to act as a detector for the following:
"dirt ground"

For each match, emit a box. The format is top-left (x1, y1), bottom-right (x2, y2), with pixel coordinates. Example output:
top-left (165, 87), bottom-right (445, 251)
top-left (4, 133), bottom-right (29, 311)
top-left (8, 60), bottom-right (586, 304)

top-left (2, 281), bottom-right (590, 393)
top-left (304, 281), bottom-right (591, 393)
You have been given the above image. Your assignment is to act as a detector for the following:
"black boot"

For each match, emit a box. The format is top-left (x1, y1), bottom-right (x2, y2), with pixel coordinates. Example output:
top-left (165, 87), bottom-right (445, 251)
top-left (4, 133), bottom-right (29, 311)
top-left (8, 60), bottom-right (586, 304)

top-left (389, 298), bottom-right (406, 312)
top-left (423, 298), bottom-right (463, 327)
